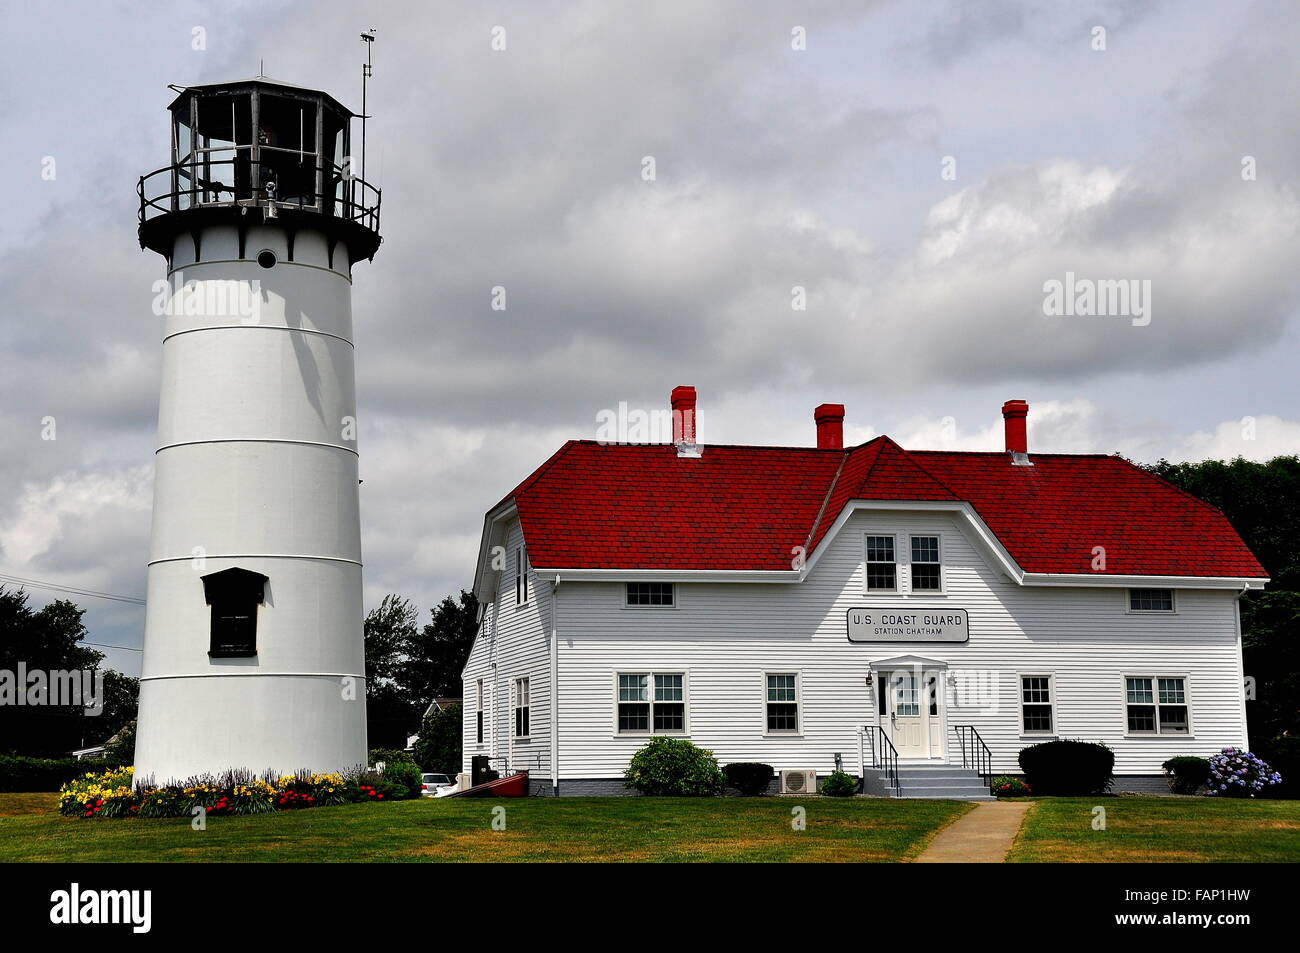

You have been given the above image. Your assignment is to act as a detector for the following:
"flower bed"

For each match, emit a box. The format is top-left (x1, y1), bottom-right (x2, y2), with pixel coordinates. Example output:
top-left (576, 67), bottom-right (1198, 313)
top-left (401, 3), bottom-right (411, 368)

top-left (992, 775), bottom-right (1032, 797)
top-left (58, 765), bottom-right (412, 819)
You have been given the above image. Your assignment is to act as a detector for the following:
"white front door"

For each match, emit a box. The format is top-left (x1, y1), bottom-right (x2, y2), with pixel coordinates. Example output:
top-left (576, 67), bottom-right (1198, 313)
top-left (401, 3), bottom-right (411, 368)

top-left (882, 668), bottom-right (946, 760)
top-left (887, 671), bottom-right (927, 757)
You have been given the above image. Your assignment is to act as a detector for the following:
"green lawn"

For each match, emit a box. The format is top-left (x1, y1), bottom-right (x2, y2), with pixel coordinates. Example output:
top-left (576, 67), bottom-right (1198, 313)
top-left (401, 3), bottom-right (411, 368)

top-left (0, 793), bottom-right (970, 863)
top-left (1009, 796), bottom-right (1300, 863)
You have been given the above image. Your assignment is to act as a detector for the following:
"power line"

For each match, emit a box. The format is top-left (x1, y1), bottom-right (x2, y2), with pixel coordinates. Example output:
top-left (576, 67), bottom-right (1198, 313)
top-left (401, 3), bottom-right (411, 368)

top-left (0, 571), bottom-right (146, 606)
top-left (83, 640), bottom-right (144, 653)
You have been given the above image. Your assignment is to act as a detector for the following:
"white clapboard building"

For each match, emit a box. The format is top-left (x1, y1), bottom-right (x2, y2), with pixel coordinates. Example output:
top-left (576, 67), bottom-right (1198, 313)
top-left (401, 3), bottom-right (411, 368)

top-left (462, 390), bottom-right (1266, 797)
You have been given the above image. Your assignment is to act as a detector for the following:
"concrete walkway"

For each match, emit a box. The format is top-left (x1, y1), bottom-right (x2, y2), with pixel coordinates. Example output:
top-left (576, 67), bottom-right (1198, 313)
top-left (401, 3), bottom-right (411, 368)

top-left (914, 801), bottom-right (1033, 863)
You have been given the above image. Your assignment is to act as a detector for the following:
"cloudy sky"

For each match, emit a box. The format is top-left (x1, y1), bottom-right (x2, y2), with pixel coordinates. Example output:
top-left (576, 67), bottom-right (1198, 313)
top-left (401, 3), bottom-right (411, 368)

top-left (1, 0), bottom-right (1297, 675)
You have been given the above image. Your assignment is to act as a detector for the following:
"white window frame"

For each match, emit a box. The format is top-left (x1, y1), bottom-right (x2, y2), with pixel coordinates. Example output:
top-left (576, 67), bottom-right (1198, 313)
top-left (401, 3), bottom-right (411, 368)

top-left (908, 533), bottom-right (945, 595)
top-left (623, 582), bottom-right (677, 609)
top-left (1017, 672), bottom-right (1056, 737)
top-left (475, 678), bottom-right (484, 746)
top-left (1125, 588), bottom-right (1177, 614)
top-left (612, 672), bottom-right (689, 736)
top-left (511, 675), bottom-right (530, 740)
top-left (1122, 673), bottom-right (1193, 737)
top-left (762, 671), bottom-right (802, 736)
top-left (864, 534), bottom-right (899, 594)
top-left (515, 546), bottom-right (528, 607)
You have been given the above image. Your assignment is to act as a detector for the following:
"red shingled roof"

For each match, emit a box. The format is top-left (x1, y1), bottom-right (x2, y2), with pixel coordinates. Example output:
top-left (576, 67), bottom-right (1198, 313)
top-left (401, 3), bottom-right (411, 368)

top-left (495, 437), bottom-right (1266, 579)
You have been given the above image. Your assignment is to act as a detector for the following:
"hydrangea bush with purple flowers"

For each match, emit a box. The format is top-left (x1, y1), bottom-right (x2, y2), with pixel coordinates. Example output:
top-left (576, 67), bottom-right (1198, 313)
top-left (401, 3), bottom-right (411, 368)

top-left (1205, 747), bottom-right (1283, 798)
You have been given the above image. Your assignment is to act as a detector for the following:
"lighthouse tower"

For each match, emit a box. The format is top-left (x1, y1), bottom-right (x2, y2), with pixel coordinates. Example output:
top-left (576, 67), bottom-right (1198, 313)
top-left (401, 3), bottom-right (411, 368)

top-left (134, 78), bottom-right (381, 783)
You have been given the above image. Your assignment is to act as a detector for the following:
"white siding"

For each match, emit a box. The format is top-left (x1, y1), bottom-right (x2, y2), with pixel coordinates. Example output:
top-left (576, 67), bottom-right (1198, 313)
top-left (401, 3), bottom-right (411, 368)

top-left (550, 510), bottom-right (1247, 780)
top-left (461, 518), bottom-right (554, 785)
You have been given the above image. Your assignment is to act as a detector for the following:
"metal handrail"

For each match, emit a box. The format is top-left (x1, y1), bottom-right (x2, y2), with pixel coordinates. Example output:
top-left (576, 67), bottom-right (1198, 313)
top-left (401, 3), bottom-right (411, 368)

top-left (954, 725), bottom-right (993, 789)
top-left (867, 725), bottom-right (900, 794)
top-left (137, 157), bottom-right (381, 235)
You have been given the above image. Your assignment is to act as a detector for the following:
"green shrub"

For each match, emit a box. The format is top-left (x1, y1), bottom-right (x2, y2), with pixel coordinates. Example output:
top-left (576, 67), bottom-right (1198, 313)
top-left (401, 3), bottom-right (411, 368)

top-left (1018, 739), bottom-right (1114, 796)
top-left (819, 771), bottom-right (856, 797)
top-left (992, 775), bottom-right (1032, 797)
top-left (722, 762), bottom-right (775, 796)
top-left (1162, 756), bottom-right (1211, 795)
top-left (368, 748), bottom-right (416, 768)
top-left (623, 737), bottom-right (725, 796)
top-left (1, 755), bottom-right (90, 792)
top-left (382, 761), bottom-right (424, 800)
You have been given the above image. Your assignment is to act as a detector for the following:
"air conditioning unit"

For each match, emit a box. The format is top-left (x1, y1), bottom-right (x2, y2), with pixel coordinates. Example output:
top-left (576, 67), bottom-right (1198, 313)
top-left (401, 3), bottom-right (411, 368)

top-left (780, 769), bottom-right (818, 794)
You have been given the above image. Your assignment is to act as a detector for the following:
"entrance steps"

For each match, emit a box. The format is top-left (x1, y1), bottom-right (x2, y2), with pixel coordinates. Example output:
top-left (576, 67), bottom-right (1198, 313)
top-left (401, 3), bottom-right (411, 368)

top-left (867, 763), bottom-right (996, 801)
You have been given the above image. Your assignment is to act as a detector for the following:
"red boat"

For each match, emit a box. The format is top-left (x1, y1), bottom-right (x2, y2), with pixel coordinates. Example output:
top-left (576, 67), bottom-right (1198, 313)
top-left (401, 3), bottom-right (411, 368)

top-left (446, 770), bottom-right (529, 797)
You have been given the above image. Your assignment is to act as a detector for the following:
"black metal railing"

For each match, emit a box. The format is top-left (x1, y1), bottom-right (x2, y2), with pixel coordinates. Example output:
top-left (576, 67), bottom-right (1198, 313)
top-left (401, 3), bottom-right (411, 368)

top-left (954, 725), bottom-right (993, 789)
top-left (867, 725), bottom-right (900, 794)
top-left (138, 156), bottom-right (381, 235)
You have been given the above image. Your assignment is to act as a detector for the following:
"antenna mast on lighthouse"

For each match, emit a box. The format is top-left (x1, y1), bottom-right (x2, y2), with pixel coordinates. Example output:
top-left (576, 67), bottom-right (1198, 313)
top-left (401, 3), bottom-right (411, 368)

top-left (360, 30), bottom-right (376, 184)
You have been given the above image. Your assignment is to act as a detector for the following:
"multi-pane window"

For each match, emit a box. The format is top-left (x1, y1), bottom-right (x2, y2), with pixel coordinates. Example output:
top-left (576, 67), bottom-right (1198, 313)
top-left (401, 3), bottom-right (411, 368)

top-left (626, 582), bottom-right (674, 607)
top-left (475, 678), bottom-right (484, 744)
top-left (866, 536), bottom-right (897, 591)
top-left (653, 674), bottom-right (685, 730)
top-left (617, 673), bottom-right (685, 733)
top-left (910, 535), bottom-right (942, 591)
top-left (766, 674), bottom-right (799, 732)
top-left (1129, 588), bottom-right (1174, 612)
top-left (515, 547), bottom-right (528, 605)
top-left (512, 676), bottom-right (530, 737)
top-left (1125, 676), bottom-right (1189, 734)
top-left (893, 673), bottom-right (920, 716)
top-left (1020, 675), bottom-right (1054, 734)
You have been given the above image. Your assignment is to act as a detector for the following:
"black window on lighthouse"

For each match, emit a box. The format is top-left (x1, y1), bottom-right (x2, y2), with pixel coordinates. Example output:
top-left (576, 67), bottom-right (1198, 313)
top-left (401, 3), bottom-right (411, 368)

top-left (201, 567), bottom-right (268, 658)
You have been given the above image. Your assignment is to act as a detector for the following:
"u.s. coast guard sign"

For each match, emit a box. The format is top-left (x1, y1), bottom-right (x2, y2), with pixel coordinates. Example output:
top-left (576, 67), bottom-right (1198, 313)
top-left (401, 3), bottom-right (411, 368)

top-left (846, 608), bottom-right (969, 643)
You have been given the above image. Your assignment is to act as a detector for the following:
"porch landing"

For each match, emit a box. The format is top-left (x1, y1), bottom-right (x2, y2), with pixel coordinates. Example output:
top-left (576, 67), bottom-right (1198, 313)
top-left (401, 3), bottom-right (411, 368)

top-left (864, 763), bottom-right (996, 801)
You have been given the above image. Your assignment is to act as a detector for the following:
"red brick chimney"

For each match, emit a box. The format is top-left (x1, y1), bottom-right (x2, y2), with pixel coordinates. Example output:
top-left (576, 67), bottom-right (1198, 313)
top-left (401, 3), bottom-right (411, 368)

top-left (1002, 399), bottom-right (1029, 455)
top-left (815, 403), bottom-right (845, 450)
top-left (671, 386), bottom-right (697, 451)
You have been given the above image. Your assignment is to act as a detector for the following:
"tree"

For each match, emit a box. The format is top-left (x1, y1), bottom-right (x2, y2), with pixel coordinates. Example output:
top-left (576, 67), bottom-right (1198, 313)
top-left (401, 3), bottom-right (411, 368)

top-left (93, 671), bottom-right (139, 746)
top-left (400, 590), bottom-right (480, 703)
top-left (0, 587), bottom-right (126, 757)
top-left (362, 590), bottom-right (480, 751)
top-left (363, 595), bottom-right (422, 750)
top-left (413, 703), bottom-right (462, 775)
top-left (1144, 456), bottom-right (1300, 750)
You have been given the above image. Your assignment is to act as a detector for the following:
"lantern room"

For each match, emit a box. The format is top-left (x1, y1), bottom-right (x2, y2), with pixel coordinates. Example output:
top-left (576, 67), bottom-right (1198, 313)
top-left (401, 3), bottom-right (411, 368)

top-left (138, 76), bottom-right (381, 262)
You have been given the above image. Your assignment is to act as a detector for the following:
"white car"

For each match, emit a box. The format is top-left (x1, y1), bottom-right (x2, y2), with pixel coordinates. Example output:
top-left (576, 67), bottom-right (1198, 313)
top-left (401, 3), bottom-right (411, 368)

top-left (421, 773), bottom-right (455, 797)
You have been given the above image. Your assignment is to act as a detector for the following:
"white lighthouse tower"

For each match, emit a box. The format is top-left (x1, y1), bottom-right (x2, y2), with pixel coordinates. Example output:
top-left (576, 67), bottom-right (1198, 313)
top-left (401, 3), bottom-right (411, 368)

top-left (133, 77), bottom-right (381, 783)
